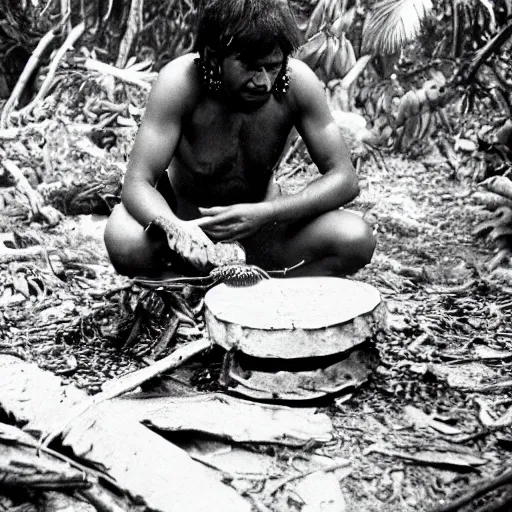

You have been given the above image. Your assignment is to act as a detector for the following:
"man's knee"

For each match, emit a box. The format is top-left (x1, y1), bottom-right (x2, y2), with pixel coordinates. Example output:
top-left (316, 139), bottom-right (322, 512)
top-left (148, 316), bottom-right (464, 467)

top-left (103, 204), bottom-right (158, 276)
top-left (346, 215), bottom-right (376, 266)
top-left (104, 206), bottom-right (133, 275)
top-left (325, 210), bottom-right (375, 271)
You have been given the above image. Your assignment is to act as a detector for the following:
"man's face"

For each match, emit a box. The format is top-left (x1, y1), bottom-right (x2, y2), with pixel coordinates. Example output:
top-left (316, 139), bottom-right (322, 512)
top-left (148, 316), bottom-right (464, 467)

top-left (221, 47), bottom-right (285, 104)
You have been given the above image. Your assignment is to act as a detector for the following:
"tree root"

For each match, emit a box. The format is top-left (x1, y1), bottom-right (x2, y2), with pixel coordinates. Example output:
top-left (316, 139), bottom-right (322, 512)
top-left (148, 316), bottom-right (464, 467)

top-left (0, 28), bottom-right (56, 129)
top-left (16, 23), bottom-right (86, 120)
top-left (0, 159), bottom-right (63, 225)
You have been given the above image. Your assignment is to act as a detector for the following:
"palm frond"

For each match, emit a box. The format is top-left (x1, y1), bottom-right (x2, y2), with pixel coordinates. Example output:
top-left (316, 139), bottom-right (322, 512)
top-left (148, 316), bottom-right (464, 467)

top-left (362, 0), bottom-right (434, 55)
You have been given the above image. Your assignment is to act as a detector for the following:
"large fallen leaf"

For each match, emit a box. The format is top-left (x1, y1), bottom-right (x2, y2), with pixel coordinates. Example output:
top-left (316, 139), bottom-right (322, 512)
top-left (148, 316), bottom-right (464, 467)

top-left (121, 393), bottom-right (333, 446)
top-left (0, 432), bottom-right (91, 490)
top-left (0, 355), bottom-right (250, 512)
top-left (176, 438), bottom-right (276, 478)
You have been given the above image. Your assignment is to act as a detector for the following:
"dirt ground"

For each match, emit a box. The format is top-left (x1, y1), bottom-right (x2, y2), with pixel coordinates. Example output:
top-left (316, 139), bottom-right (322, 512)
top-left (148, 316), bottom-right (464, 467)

top-left (1, 144), bottom-right (512, 511)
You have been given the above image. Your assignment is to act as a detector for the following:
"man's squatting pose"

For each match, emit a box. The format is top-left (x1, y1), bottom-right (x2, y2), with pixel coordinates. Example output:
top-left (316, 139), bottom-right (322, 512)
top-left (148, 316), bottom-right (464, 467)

top-left (104, 0), bottom-right (376, 279)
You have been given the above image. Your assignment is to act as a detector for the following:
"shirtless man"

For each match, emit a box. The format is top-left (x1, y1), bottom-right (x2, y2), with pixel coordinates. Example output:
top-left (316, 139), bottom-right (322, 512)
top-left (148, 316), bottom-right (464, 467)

top-left (104, 0), bottom-right (376, 278)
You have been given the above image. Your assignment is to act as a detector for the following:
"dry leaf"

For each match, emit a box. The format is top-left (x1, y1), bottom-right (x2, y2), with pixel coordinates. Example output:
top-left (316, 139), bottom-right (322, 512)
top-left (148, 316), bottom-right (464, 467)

top-left (365, 443), bottom-right (487, 470)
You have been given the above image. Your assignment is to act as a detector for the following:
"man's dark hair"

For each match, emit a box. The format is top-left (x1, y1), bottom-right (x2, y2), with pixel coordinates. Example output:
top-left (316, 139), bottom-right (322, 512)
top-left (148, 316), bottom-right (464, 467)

top-left (194, 0), bottom-right (302, 61)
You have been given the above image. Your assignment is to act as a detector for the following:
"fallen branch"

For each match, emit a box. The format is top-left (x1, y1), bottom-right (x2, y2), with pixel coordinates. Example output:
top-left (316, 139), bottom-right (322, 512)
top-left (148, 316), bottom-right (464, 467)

top-left (39, 337), bottom-right (212, 449)
top-left (432, 468), bottom-right (512, 512)
top-left (0, 28), bottom-right (56, 129)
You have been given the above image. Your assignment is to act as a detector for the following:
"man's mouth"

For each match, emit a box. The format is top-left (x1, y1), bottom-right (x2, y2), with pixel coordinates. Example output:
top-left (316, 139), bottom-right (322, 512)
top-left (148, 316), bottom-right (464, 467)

top-left (243, 89), bottom-right (271, 100)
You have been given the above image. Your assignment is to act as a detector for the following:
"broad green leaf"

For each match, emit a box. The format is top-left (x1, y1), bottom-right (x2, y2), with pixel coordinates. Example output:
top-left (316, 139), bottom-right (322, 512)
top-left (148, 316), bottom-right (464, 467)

top-left (362, 0), bottom-right (434, 55)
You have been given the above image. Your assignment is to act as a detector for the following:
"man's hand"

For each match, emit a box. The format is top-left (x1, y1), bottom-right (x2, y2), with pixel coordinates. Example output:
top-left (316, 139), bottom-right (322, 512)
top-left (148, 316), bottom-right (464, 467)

top-left (150, 216), bottom-right (247, 270)
top-left (174, 220), bottom-right (220, 269)
top-left (149, 216), bottom-right (217, 270)
top-left (194, 203), bottom-right (274, 241)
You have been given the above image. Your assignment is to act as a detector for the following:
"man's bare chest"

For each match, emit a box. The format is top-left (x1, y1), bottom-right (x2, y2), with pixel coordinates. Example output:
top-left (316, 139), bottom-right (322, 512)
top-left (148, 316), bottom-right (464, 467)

top-left (178, 100), bottom-right (293, 178)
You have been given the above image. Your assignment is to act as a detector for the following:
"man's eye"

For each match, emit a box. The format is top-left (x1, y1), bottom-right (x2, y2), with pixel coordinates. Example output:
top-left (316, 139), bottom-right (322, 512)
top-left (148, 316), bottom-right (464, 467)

top-left (243, 63), bottom-right (281, 73)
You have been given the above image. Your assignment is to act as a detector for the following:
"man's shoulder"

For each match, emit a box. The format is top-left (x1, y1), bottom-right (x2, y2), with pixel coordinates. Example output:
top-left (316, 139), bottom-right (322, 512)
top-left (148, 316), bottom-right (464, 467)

top-left (287, 58), bottom-right (326, 107)
top-left (150, 53), bottom-right (201, 108)
top-left (157, 53), bottom-right (199, 88)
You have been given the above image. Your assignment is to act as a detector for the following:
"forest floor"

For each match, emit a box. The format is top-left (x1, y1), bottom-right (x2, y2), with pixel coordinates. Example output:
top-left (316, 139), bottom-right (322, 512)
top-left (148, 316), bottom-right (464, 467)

top-left (1, 134), bottom-right (512, 511)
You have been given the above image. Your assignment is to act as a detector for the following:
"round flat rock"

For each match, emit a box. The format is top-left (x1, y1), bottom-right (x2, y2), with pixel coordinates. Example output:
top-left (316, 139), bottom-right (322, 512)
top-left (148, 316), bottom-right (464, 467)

top-left (205, 277), bottom-right (380, 330)
top-left (205, 277), bottom-right (385, 359)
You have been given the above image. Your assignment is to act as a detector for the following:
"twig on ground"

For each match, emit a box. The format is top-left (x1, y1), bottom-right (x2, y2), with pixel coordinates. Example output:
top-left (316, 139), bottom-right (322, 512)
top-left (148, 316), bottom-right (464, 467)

top-left (39, 337), bottom-right (212, 449)
top-left (0, 29), bottom-right (56, 129)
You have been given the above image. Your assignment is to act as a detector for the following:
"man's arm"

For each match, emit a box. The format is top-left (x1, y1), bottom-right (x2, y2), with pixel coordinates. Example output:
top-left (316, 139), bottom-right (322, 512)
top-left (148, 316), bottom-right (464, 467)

top-left (268, 59), bottom-right (359, 223)
top-left (121, 55), bottom-right (197, 229)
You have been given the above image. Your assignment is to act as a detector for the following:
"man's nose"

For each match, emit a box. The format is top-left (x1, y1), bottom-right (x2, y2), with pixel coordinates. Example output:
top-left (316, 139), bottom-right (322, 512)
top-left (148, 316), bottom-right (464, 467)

top-left (252, 69), bottom-right (271, 91)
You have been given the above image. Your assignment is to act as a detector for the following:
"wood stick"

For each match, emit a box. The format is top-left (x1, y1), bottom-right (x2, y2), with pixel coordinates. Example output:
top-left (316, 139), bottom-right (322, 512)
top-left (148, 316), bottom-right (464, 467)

top-left (0, 28), bottom-right (56, 129)
top-left (39, 337), bottom-right (212, 449)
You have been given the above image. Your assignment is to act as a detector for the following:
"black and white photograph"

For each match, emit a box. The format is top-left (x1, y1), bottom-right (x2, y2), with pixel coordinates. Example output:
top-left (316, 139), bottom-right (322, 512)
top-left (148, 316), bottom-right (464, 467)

top-left (1, 0), bottom-right (512, 510)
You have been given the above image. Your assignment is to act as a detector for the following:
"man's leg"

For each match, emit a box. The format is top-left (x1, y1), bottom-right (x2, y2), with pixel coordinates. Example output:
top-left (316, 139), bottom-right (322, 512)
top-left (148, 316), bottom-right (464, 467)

top-left (104, 203), bottom-right (169, 277)
top-left (252, 209), bottom-right (376, 277)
